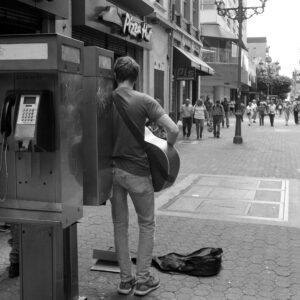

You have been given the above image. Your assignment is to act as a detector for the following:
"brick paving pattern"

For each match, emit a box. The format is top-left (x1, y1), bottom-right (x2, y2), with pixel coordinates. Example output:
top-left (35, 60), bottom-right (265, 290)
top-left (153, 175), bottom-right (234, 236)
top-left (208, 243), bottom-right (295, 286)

top-left (1, 115), bottom-right (300, 299)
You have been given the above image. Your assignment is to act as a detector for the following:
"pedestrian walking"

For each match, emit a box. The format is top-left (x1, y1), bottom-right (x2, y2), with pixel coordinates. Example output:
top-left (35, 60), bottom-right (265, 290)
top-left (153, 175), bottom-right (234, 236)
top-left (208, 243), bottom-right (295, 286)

top-left (283, 100), bottom-right (292, 126)
top-left (111, 56), bottom-right (179, 296)
top-left (257, 101), bottom-right (267, 126)
top-left (180, 98), bottom-right (193, 138)
top-left (240, 102), bottom-right (245, 122)
top-left (204, 96), bottom-right (213, 126)
top-left (293, 100), bottom-right (300, 125)
top-left (268, 100), bottom-right (276, 127)
top-left (221, 97), bottom-right (230, 128)
top-left (251, 99), bottom-right (258, 123)
top-left (211, 100), bottom-right (225, 138)
top-left (277, 101), bottom-right (283, 117)
top-left (193, 98), bottom-right (206, 139)
top-left (246, 101), bottom-right (253, 126)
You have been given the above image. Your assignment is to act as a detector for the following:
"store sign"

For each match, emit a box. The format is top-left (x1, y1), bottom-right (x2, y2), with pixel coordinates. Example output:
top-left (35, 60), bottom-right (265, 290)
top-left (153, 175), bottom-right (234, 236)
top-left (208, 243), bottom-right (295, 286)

top-left (122, 13), bottom-right (152, 42)
top-left (97, 7), bottom-right (152, 42)
top-left (175, 67), bottom-right (196, 80)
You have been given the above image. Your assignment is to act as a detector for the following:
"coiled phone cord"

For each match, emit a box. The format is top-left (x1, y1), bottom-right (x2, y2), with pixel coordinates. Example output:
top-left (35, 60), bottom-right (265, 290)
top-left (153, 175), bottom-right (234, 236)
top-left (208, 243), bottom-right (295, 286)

top-left (0, 140), bottom-right (8, 202)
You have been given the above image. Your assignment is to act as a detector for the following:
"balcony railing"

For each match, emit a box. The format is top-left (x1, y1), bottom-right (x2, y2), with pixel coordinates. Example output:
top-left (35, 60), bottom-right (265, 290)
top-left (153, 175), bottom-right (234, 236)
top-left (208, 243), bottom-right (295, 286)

top-left (202, 47), bottom-right (238, 64)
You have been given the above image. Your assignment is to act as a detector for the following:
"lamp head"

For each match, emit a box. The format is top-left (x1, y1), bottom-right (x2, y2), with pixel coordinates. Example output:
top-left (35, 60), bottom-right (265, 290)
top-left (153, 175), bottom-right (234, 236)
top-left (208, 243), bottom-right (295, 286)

top-left (215, 0), bottom-right (226, 11)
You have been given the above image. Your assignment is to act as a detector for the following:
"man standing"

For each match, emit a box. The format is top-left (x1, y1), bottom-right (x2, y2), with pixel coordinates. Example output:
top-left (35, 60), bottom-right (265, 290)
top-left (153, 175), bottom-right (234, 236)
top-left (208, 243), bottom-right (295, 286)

top-left (211, 100), bottom-right (225, 138)
top-left (221, 97), bottom-right (230, 128)
top-left (180, 98), bottom-right (193, 138)
top-left (111, 56), bottom-right (179, 296)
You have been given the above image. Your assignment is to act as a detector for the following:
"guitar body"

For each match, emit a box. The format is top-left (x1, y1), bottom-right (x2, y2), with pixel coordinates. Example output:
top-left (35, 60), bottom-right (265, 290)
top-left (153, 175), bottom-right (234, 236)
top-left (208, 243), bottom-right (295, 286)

top-left (145, 127), bottom-right (180, 192)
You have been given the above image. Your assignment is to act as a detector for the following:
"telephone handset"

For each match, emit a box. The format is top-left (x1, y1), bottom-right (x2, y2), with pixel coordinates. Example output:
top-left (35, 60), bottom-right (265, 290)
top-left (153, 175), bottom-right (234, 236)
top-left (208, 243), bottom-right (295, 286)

top-left (0, 94), bottom-right (17, 139)
top-left (0, 90), bottom-right (55, 152)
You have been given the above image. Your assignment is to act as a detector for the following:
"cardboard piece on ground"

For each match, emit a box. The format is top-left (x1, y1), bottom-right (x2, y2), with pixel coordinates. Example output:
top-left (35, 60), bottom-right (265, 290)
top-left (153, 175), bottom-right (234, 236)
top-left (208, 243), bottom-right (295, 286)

top-left (91, 249), bottom-right (120, 273)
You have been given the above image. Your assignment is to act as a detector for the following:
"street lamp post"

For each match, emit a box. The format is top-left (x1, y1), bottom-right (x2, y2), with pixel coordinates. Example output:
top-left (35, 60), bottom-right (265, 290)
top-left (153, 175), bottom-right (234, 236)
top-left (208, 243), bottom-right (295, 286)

top-left (215, 0), bottom-right (267, 144)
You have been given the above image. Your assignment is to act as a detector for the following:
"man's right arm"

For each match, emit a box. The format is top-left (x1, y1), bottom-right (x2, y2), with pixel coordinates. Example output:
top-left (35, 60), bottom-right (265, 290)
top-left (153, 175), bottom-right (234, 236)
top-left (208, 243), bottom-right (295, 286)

top-left (157, 114), bottom-right (179, 146)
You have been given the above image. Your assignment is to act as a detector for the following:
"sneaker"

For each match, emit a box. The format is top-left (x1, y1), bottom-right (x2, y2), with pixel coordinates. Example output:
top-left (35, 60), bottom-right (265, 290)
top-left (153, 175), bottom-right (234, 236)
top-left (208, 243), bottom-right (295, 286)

top-left (8, 263), bottom-right (19, 278)
top-left (117, 278), bottom-right (136, 295)
top-left (134, 275), bottom-right (160, 296)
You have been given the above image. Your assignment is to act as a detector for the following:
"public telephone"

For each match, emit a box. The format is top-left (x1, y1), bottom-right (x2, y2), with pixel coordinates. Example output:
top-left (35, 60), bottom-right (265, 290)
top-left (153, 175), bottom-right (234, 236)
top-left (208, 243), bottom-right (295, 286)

top-left (0, 90), bottom-right (55, 152)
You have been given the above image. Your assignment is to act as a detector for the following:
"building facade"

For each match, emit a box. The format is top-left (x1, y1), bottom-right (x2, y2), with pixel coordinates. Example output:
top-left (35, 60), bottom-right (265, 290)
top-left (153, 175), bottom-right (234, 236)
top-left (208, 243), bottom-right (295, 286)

top-left (247, 36), bottom-right (268, 65)
top-left (199, 0), bottom-right (252, 104)
top-left (171, 0), bottom-right (214, 120)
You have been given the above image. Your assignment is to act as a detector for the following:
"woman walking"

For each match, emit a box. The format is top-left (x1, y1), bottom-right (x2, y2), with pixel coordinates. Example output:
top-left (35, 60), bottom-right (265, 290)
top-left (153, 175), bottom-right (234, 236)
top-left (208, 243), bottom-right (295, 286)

top-left (283, 100), bottom-right (292, 126)
top-left (268, 100), bottom-right (276, 127)
top-left (193, 99), bottom-right (207, 139)
top-left (246, 101), bottom-right (253, 126)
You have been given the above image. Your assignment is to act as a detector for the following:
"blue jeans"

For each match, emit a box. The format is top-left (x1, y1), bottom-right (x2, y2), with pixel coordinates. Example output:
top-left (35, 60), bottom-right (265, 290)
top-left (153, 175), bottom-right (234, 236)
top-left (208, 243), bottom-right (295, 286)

top-left (110, 168), bottom-right (155, 283)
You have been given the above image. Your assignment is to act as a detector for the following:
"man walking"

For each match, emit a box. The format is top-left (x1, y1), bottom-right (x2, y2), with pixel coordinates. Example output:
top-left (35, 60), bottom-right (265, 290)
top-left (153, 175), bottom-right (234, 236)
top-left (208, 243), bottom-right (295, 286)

top-left (180, 98), bottom-right (193, 138)
top-left (111, 56), bottom-right (179, 296)
top-left (221, 97), bottom-right (230, 128)
top-left (212, 100), bottom-right (225, 138)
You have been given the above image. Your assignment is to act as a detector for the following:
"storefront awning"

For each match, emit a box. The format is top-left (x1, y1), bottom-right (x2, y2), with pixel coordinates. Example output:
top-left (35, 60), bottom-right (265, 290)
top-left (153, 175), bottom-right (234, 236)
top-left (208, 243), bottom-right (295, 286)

top-left (174, 46), bottom-right (215, 76)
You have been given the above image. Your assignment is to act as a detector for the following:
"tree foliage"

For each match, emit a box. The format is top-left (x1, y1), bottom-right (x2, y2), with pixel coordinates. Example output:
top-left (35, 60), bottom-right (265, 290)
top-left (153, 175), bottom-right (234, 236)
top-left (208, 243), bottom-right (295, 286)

top-left (257, 75), bottom-right (292, 100)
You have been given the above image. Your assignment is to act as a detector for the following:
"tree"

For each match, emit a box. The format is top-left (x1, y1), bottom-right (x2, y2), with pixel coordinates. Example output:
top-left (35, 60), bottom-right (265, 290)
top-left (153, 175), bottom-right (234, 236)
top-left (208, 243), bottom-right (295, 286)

top-left (257, 75), bottom-right (292, 100)
top-left (256, 59), bottom-right (292, 100)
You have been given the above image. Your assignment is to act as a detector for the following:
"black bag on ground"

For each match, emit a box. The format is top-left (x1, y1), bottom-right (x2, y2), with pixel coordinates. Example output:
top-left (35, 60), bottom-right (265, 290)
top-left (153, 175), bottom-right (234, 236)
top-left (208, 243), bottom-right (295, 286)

top-left (151, 247), bottom-right (223, 277)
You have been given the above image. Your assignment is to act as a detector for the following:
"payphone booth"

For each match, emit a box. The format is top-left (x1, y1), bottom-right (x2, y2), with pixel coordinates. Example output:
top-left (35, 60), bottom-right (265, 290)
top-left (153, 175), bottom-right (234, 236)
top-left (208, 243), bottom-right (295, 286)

top-left (0, 34), bottom-right (85, 300)
top-left (82, 46), bottom-right (114, 206)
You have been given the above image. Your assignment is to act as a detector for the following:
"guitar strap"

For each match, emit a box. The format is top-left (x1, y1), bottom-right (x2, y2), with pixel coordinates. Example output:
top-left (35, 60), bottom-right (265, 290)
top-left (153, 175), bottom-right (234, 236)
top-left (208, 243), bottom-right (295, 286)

top-left (111, 91), bottom-right (172, 183)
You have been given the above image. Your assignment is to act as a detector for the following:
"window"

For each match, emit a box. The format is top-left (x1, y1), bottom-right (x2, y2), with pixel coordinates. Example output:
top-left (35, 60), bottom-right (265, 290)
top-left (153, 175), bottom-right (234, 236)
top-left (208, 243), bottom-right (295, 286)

top-left (183, 0), bottom-right (189, 20)
top-left (192, 0), bottom-right (198, 27)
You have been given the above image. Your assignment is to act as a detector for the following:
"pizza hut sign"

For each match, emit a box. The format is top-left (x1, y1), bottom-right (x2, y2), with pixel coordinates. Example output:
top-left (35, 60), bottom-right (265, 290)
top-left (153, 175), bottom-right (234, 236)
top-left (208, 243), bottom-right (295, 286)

top-left (122, 13), bottom-right (152, 42)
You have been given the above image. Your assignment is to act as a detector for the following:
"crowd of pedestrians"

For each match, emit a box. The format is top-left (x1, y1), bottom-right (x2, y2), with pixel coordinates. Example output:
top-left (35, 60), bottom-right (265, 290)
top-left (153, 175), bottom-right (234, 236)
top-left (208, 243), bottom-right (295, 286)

top-left (245, 97), bottom-right (300, 127)
top-left (179, 96), bottom-right (229, 139)
top-left (178, 96), bottom-right (300, 140)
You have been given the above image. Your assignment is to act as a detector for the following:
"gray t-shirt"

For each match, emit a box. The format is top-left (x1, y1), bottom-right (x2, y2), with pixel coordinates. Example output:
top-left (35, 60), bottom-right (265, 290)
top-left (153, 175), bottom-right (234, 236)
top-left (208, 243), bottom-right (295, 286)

top-left (112, 86), bottom-right (165, 176)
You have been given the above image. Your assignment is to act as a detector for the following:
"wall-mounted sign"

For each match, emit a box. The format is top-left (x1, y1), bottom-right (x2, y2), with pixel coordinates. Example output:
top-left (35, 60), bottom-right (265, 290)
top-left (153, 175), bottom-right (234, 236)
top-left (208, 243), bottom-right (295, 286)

top-left (122, 13), bottom-right (152, 42)
top-left (98, 55), bottom-right (112, 70)
top-left (97, 6), bottom-right (152, 42)
top-left (175, 67), bottom-right (196, 80)
top-left (0, 43), bottom-right (48, 60)
top-left (61, 45), bottom-right (81, 64)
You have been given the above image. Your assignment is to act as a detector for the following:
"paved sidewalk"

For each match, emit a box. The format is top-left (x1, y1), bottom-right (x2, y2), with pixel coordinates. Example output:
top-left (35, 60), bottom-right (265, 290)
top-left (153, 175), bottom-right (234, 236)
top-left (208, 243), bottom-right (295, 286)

top-left (1, 114), bottom-right (300, 299)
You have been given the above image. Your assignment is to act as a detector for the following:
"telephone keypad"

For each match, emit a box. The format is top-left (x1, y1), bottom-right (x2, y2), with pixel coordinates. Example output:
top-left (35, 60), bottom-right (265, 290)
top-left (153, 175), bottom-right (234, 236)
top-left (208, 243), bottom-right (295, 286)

top-left (21, 108), bottom-right (36, 124)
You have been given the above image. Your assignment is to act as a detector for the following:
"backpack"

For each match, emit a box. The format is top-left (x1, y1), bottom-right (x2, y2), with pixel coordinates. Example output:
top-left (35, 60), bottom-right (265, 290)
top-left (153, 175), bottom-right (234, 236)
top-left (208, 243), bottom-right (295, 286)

top-left (151, 247), bottom-right (223, 277)
top-left (212, 104), bottom-right (223, 116)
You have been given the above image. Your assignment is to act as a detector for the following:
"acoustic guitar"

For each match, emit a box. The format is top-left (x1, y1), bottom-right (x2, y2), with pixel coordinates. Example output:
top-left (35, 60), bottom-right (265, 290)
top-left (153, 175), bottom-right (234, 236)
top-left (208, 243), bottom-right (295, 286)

top-left (144, 126), bottom-right (180, 192)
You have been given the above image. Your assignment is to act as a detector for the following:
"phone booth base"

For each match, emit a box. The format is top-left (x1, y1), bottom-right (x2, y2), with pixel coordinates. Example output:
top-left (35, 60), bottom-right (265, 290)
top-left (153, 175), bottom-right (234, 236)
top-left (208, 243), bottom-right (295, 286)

top-left (20, 223), bottom-right (82, 300)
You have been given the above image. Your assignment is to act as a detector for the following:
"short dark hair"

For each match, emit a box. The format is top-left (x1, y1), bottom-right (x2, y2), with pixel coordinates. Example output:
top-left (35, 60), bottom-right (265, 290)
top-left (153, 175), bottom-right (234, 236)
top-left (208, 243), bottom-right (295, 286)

top-left (114, 56), bottom-right (140, 83)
